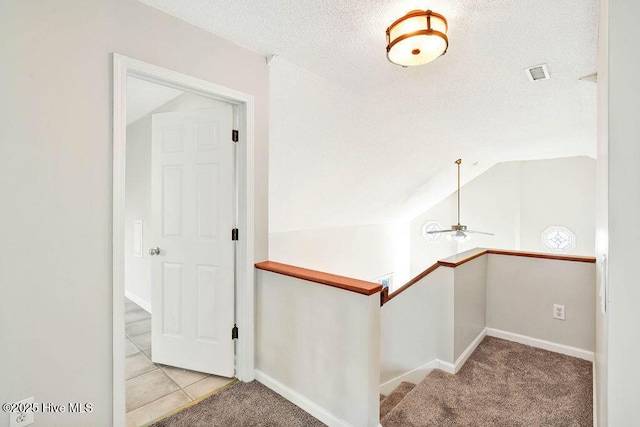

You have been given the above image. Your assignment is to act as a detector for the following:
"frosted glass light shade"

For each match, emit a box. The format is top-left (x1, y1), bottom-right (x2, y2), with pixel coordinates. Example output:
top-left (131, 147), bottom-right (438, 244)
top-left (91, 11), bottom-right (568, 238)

top-left (447, 230), bottom-right (471, 242)
top-left (386, 10), bottom-right (448, 67)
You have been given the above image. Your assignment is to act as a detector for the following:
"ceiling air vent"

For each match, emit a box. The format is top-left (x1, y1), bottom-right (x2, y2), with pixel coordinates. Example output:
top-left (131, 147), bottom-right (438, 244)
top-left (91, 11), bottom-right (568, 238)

top-left (525, 64), bottom-right (550, 82)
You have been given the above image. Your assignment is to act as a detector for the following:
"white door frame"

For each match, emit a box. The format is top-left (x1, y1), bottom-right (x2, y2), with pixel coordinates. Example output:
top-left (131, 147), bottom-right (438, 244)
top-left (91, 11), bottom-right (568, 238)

top-left (112, 53), bottom-right (255, 426)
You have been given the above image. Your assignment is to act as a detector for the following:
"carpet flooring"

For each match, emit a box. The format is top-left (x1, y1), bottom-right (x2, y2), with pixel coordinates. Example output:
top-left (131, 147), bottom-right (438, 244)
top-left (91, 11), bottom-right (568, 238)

top-left (381, 336), bottom-right (593, 427)
top-left (380, 381), bottom-right (416, 419)
top-left (150, 380), bottom-right (326, 427)
top-left (151, 337), bottom-right (591, 426)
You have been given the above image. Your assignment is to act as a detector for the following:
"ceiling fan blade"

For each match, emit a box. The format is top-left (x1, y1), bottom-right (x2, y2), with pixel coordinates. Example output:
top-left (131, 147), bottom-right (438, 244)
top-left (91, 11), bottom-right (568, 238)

top-left (465, 230), bottom-right (495, 236)
top-left (425, 229), bottom-right (455, 234)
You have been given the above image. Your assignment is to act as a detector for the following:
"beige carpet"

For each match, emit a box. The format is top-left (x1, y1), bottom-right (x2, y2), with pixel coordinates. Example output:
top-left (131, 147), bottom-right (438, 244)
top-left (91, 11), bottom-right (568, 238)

top-left (150, 380), bottom-right (326, 427)
top-left (382, 336), bottom-right (593, 427)
top-left (380, 381), bottom-right (416, 419)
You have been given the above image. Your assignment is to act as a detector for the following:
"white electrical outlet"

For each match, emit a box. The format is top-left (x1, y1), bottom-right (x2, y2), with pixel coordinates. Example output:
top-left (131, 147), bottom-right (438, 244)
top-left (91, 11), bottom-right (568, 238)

top-left (553, 304), bottom-right (566, 321)
top-left (9, 397), bottom-right (34, 427)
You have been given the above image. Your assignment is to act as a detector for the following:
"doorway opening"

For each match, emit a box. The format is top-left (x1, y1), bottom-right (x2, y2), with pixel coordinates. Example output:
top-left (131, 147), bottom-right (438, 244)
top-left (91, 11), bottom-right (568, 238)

top-left (124, 295), bottom-right (236, 425)
top-left (124, 80), bottom-right (236, 424)
top-left (113, 54), bottom-right (255, 427)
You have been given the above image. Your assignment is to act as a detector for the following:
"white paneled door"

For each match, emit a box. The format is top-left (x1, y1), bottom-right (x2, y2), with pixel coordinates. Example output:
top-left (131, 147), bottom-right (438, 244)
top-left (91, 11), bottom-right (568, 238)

top-left (150, 106), bottom-right (235, 377)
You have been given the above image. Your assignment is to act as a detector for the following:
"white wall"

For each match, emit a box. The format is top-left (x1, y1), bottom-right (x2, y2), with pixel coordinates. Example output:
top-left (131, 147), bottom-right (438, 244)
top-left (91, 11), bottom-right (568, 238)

top-left (380, 267), bottom-right (454, 391)
top-left (411, 162), bottom-right (520, 276)
top-left (267, 57), bottom-right (413, 292)
top-left (605, 0), bottom-right (640, 424)
top-left (268, 58), bottom-right (406, 233)
top-left (595, 0), bottom-right (609, 424)
top-left (410, 157), bottom-right (596, 276)
top-left (519, 158), bottom-right (596, 253)
top-left (124, 92), bottom-right (227, 307)
top-left (487, 255), bottom-right (596, 352)
top-left (269, 223), bottom-right (410, 291)
top-left (125, 102), bottom-right (153, 307)
top-left (382, 251), bottom-right (595, 394)
top-left (256, 270), bottom-right (380, 427)
top-left (381, 251), bottom-right (488, 391)
top-left (0, 1), bottom-right (268, 425)
top-left (453, 257), bottom-right (487, 361)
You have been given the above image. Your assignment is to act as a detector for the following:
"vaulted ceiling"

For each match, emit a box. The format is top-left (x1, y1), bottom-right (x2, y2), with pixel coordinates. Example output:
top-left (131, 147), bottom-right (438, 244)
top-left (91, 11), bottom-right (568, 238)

top-left (126, 77), bottom-right (183, 125)
top-left (139, 0), bottom-right (598, 232)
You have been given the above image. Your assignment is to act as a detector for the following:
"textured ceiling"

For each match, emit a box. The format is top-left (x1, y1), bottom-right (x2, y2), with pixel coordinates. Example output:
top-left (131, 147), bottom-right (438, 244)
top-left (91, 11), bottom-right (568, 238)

top-left (138, 0), bottom-right (598, 231)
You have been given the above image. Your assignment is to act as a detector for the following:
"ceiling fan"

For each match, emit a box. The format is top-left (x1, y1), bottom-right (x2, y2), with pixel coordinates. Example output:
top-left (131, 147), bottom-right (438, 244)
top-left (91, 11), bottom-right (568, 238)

top-left (426, 159), bottom-right (494, 242)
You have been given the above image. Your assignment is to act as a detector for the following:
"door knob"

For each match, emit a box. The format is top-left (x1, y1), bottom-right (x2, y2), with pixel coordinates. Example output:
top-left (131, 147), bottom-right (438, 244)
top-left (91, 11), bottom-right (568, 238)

top-left (149, 247), bottom-right (161, 256)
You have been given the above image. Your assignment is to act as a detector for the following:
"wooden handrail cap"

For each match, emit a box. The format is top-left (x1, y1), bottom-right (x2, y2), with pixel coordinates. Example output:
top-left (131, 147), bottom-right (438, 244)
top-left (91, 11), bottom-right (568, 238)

top-left (382, 248), bottom-right (596, 305)
top-left (255, 261), bottom-right (382, 296)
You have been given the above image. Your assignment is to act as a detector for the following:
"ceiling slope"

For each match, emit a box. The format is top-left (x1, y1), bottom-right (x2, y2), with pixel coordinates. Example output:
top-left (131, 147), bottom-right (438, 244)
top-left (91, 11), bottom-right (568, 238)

top-left (139, 0), bottom-right (598, 232)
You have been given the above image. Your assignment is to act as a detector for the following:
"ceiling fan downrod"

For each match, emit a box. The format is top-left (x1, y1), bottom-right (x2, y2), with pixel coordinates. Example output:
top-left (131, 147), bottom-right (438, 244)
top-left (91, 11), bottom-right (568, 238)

top-left (451, 159), bottom-right (467, 232)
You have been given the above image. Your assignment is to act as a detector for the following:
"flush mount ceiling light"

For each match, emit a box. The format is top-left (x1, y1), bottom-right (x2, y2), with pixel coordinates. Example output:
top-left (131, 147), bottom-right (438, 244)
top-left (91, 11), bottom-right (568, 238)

top-left (386, 9), bottom-right (448, 67)
top-left (426, 159), bottom-right (494, 242)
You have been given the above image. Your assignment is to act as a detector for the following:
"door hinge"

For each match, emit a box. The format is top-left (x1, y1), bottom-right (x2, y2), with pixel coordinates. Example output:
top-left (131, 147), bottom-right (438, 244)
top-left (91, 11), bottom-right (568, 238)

top-left (232, 228), bottom-right (239, 241)
top-left (232, 130), bottom-right (239, 142)
top-left (232, 324), bottom-right (239, 340)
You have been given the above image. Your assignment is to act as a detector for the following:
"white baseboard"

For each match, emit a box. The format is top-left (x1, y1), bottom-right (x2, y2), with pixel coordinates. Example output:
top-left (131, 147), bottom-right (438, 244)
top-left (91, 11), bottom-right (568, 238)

top-left (255, 369), bottom-right (351, 427)
top-left (453, 328), bottom-right (487, 373)
top-left (437, 360), bottom-right (455, 374)
top-left (486, 328), bottom-right (594, 362)
top-left (380, 360), bottom-right (439, 395)
top-left (124, 289), bottom-right (151, 314)
top-left (379, 328), bottom-right (591, 400)
top-left (380, 329), bottom-right (487, 393)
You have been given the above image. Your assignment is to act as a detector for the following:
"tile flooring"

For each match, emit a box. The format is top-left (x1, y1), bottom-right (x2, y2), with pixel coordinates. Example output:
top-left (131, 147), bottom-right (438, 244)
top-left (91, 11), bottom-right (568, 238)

top-left (125, 298), bottom-right (235, 427)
